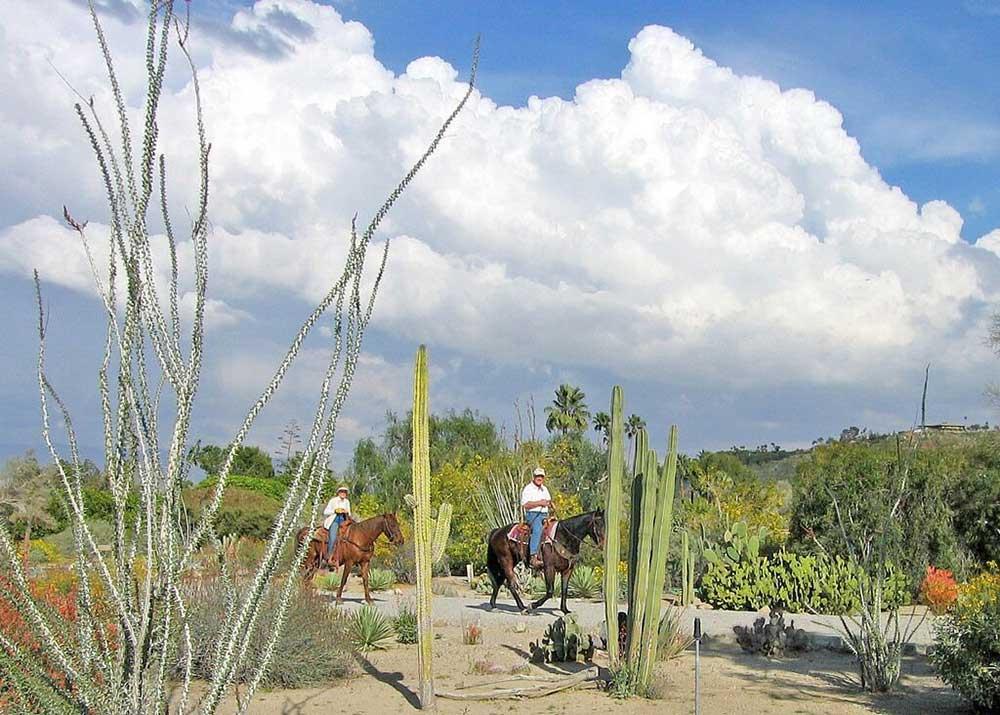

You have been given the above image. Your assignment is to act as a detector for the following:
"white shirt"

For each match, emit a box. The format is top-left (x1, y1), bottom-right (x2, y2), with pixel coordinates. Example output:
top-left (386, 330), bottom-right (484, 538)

top-left (323, 496), bottom-right (351, 529)
top-left (520, 482), bottom-right (551, 513)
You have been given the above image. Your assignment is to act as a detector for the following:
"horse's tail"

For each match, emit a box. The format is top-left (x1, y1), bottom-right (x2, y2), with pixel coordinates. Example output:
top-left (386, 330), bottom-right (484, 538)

top-left (485, 528), bottom-right (503, 588)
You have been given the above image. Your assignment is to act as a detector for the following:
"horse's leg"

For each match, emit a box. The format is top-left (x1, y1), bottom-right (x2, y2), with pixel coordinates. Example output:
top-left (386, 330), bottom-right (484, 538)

top-left (360, 559), bottom-right (373, 605)
top-left (335, 557), bottom-right (352, 605)
top-left (560, 562), bottom-right (574, 614)
top-left (531, 551), bottom-right (555, 610)
top-left (499, 554), bottom-right (530, 613)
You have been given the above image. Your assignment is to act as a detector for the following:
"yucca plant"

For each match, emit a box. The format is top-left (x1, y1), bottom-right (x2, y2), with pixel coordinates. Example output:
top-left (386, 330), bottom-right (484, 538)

top-left (656, 606), bottom-right (694, 661)
top-left (0, 3), bottom-right (479, 713)
top-left (367, 568), bottom-right (396, 592)
top-left (350, 605), bottom-right (395, 652)
top-left (568, 566), bottom-right (602, 599)
top-left (393, 602), bottom-right (418, 645)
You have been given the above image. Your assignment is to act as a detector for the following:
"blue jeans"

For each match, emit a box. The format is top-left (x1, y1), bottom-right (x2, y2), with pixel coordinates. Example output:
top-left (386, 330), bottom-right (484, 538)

top-left (326, 514), bottom-right (346, 559)
top-left (525, 511), bottom-right (546, 556)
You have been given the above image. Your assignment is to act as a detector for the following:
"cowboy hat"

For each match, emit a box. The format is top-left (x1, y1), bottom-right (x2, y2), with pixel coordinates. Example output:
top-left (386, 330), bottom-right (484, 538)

top-left (532, 467), bottom-right (546, 477)
top-left (336, 485), bottom-right (349, 493)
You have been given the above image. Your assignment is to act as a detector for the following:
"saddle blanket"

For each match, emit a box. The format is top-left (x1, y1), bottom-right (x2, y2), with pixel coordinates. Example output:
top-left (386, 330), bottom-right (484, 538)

top-left (507, 519), bottom-right (557, 544)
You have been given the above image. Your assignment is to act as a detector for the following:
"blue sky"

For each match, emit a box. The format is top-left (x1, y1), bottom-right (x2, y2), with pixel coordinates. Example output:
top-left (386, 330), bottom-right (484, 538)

top-left (1, 0), bottom-right (998, 469)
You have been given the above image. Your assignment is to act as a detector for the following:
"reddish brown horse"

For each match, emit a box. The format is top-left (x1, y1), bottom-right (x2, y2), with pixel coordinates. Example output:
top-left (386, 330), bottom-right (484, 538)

top-left (297, 513), bottom-right (404, 604)
top-left (485, 510), bottom-right (605, 614)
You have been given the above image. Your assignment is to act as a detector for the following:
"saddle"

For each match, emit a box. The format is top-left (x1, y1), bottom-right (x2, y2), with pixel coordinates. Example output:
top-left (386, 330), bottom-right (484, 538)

top-left (311, 517), bottom-right (353, 543)
top-left (506, 518), bottom-right (558, 545)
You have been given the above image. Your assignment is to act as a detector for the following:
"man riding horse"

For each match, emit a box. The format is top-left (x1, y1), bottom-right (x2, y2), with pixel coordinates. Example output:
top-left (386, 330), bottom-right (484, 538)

top-left (520, 467), bottom-right (552, 570)
top-left (322, 485), bottom-right (352, 566)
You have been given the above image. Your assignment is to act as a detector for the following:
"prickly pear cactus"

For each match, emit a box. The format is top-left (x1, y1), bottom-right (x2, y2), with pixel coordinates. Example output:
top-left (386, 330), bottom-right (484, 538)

top-left (529, 614), bottom-right (596, 663)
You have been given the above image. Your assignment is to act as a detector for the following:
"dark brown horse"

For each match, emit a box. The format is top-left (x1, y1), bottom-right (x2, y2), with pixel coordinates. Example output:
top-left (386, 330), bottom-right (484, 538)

top-left (485, 510), bottom-right (604, 614)
top-left (297, 513), bottom-right (404, 604)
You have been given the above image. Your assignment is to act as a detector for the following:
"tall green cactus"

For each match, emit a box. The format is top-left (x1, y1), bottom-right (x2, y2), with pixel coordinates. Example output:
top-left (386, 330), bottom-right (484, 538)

top-left (411, 345), bottom-right (434, 709)
top-left (638, 428), bottom-right (677, 685)
top-left (604, 386), bottom-right (679, 693)
top-left (681, 530), bottom-right (695, 606)
top-left (603, 386), bottom-right (625, 669)
top-left (404, 494), bottom-right (453, 566)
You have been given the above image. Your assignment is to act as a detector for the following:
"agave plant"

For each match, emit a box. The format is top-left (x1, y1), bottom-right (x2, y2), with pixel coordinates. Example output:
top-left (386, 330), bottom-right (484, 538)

top-left (367, 567), bottom-right (396, 592)
top-left (350, 605), bottom-right (395, 652)
top-left (568, 566), bottom-right (602, 599)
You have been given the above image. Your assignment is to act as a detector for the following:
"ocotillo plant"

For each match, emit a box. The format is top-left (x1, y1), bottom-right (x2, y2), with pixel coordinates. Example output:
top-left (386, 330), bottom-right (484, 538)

top-left (412, 345), bottom-right (435, 709)
top-left (0, 3), bottom-right (478, 713)
top-left (604, 386), bottom-right (679, 693)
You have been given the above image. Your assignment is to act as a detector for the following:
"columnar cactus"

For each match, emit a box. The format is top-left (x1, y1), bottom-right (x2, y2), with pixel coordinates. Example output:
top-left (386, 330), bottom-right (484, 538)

top-left (681, 530), bottom-right (696, 606)
top-left (412, 345), bottom-right (434, 709)
top-left (404, 494), bottom-right (453, 566)
top-left (603, 386), bottom-right (625, 669)
top-left (604, 386), bottom-right (679, 693)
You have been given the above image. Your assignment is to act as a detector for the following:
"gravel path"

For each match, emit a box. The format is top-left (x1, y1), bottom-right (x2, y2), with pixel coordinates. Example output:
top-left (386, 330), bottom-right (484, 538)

top-left (324, 587), bottom-right (936, 648)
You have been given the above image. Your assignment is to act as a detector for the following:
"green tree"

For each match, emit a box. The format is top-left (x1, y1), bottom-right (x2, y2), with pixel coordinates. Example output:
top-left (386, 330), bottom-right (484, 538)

top-left (0, 452), bottom-right (62, 566)
top-left (544, 384), bottom-right (590, 436)
top-left (191, 443), bottom-right (275, 479)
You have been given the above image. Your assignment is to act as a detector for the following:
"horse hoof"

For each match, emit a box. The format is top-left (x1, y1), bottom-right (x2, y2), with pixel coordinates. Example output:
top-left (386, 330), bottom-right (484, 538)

top-left (486, 604), bottom-right (494, 611)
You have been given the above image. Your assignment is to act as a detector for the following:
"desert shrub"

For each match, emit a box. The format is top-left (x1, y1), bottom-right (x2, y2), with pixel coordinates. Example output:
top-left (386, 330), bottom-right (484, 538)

top-left (700, 549), bottom-right (907, 613)
top-left (23, 539), bottom-right (62, 565)
top-left (43, 519), bottom-right (115, 559)
top-left (733, 609), bottom-right (810, 656)
top-left (471, 573), bottom-right (493, 594)
top-left (931, 565), bottom-right (1000, 711)
top-left (608, 662), bottom-right (640, 699)
top-left (567, 565), bottom-right (602, 599)
top-left (791, 441), bottom-right (973, 589)
top-left (174, 577), bottom-right (352, 688)
top-left (197, 474), bottom-right (287, 502)
top-left (349, 605), bottom-right (395, 652)
top-left (182, 486), bottom-right (281, 541)
top-left (656, 606), bottom-right (694, 661)
top-left (920, 566), bottom-right (959, 615)
top-left (367, 567), bottom-right (395, 592)
top-left (394, 602), bottom-right (418, 644)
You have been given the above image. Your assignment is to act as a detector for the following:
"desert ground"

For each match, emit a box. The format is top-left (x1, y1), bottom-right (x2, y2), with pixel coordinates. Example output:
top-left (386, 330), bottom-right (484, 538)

top-left (176, 577), bottom-right (964, 714)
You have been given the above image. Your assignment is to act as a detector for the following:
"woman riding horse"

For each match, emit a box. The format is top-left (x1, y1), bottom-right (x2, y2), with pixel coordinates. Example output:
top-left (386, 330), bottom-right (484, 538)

top-left (485, 509), bottom-right (605, 613)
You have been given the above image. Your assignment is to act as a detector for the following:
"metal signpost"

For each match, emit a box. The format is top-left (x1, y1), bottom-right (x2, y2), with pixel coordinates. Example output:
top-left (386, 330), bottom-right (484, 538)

top-left (694, 616), bottom-right (702, 715)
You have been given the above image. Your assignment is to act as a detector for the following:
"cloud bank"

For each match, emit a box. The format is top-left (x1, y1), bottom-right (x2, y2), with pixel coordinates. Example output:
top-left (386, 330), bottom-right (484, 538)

top-left (1, 0), bottom-right (998, 454)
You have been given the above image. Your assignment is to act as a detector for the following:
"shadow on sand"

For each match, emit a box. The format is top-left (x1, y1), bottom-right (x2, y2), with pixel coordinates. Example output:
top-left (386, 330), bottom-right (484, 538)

top-left (352, 653), bottom-right (421, 709)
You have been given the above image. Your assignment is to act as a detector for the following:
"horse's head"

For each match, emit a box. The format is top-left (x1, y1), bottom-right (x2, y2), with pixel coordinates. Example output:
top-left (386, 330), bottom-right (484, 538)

top-left (590, 510), bottom-right (606, 548)
top-left (383, 513), bottom-right (405, 546)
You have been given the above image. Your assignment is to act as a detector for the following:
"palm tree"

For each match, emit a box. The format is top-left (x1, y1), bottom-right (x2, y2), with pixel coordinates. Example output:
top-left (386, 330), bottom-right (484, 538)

top-left (544, 384), bottom-right (591, 436)
top-left (625, 414), bottom-right (646, 440)
top-left (592, 411), bottom-right (611, 445)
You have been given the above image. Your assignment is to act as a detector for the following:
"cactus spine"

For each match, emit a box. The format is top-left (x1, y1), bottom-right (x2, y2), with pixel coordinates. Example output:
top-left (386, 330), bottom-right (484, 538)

top-left (606, 386), bottom-right (679, 693)
top-left (412, 345), bottom-right (434, 709)
top-left (603, 386), bottom-right (625, 669)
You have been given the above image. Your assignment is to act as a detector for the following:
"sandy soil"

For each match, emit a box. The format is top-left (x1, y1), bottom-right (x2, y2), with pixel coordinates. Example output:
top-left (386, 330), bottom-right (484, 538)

top-left (178, 622), bottom-right (964, 714)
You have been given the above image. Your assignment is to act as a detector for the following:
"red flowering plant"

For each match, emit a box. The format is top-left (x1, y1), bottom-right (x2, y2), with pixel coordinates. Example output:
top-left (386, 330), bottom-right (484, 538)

top-left (920, 566), bottom-right (959, 615)
top-left (0, 570), bottom-right (117, 710)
